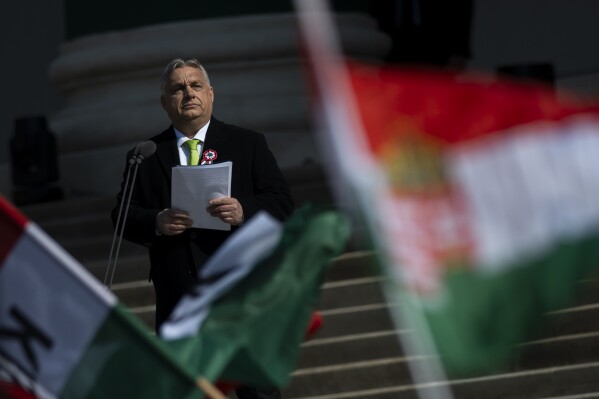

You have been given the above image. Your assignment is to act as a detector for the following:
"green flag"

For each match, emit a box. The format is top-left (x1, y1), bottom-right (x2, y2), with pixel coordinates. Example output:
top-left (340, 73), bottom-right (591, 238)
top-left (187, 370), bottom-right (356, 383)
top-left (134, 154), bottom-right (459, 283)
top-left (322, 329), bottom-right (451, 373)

top-left (162, 206), bottom-right (351, 387)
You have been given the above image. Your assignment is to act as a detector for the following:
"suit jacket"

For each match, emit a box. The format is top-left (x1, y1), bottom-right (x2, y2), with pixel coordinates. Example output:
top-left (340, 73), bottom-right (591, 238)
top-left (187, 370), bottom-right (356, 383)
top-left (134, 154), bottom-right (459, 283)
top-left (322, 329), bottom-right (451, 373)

top-left (112, 117), bottom-right (294, 324)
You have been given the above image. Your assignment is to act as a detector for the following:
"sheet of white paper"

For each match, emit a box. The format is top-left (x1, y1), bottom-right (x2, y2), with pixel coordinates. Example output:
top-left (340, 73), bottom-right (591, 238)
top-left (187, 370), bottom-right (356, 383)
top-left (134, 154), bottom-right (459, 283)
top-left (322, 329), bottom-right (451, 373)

top-left (171, 161), bottom-right (232, 230)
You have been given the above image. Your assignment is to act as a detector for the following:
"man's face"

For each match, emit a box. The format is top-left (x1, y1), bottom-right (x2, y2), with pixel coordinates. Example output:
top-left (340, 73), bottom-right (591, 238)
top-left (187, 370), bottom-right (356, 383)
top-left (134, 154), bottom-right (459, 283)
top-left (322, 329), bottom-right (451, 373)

top-left (161, 66), bottom-right (214, 130)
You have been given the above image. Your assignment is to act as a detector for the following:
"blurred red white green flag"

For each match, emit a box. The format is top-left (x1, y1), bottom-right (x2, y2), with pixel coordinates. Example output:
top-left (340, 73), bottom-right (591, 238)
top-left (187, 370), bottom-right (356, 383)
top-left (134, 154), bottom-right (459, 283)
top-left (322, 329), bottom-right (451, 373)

top-left (0, 193), bottom-right (348, 398)
top-left (295, 0), bottom-right (599, 382)
top-left (0, 196), bottom-right (202, 399)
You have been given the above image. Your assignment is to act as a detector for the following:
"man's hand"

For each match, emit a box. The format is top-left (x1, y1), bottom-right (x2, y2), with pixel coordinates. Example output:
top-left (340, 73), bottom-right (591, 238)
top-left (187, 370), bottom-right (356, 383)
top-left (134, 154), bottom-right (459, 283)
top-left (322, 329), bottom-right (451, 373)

top-left (156, 209), bottom-right (193, 235)
top-left (207, 197), bottom-right (244, 226)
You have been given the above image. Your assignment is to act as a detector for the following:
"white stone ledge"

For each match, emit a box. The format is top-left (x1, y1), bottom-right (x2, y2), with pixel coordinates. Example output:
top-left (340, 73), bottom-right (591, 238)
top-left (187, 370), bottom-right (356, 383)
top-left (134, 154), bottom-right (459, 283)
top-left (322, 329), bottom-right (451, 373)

top-left (46, 12), bottom-right (391, 194)
top-left (49, 13), bottom-right (390, 86)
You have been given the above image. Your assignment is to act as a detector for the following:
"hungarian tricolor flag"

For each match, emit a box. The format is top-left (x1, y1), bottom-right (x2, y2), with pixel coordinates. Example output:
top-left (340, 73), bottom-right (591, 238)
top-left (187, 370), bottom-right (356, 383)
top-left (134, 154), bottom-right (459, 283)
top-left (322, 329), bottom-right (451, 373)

top-left (296, 0), bottom-right (599, 377)
top-left (0, 194), bottom-right (349, 398)
top-left (0, 196), bottom-right (201, 399)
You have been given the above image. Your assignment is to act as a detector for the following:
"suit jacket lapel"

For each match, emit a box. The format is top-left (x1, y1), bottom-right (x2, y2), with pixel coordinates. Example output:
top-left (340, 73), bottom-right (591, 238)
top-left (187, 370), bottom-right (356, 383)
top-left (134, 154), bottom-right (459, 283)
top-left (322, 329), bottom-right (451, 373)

top-left (155, 127), bottom-right (180, 185)
top-left (203, 117), bottom-right (230, 162)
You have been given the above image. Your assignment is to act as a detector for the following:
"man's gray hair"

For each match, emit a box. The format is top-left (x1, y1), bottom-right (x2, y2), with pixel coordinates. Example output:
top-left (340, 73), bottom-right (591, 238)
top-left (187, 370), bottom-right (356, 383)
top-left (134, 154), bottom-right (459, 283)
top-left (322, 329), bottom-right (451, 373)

top-left (160, 58), bottom-right (211, 93)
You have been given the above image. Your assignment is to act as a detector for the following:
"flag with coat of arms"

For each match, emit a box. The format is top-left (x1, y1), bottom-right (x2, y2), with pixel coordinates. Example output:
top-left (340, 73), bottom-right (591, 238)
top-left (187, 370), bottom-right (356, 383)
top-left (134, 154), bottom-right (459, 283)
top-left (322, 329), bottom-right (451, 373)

top-left (295, 0), bottom-right (599, 378)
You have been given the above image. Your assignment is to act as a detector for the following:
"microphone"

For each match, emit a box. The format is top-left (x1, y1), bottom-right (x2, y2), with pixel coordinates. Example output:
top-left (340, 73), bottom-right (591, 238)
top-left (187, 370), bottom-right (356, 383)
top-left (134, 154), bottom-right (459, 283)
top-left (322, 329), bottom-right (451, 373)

top-left (136, 140), bottom-right (157, 163)
top-left (128, 142), bottom-right (144, 165)
top-left (104, 140), bottom-right (156, 289)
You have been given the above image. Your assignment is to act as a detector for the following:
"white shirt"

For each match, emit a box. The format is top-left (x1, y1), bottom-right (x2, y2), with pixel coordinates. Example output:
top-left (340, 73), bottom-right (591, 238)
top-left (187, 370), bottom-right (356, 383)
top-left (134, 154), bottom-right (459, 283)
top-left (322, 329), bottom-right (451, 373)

top-left (174, 120), bottom-right (210, 165)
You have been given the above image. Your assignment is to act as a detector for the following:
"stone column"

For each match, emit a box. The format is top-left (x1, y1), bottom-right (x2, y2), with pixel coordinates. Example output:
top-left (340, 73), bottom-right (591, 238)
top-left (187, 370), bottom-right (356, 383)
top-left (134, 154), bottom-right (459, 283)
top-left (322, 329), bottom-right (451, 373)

top-left (49, 13), bottom-right (390, 195)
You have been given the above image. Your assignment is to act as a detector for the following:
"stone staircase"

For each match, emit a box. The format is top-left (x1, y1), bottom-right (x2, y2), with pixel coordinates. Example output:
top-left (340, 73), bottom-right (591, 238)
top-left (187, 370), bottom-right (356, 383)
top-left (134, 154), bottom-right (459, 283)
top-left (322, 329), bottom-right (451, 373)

top-left (16, 165), bottom-right (599, 399)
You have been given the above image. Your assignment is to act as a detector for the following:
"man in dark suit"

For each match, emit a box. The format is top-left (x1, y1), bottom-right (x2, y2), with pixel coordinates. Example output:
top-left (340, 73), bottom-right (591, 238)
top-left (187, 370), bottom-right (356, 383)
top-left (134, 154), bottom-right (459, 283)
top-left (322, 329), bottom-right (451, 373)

top-left (112, 58), bottom-right (293, 399)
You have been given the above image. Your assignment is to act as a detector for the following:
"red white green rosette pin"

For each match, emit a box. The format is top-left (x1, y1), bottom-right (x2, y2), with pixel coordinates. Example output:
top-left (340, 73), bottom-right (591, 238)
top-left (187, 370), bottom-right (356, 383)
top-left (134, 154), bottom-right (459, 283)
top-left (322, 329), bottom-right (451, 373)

top-left (201, 149), bottom-right (217, 165)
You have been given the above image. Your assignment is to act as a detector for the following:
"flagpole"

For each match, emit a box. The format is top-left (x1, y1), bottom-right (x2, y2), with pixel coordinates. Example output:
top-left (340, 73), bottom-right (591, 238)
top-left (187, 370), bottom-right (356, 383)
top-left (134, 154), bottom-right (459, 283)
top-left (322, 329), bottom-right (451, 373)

top-left (196, 377), bottom-right (227, 399)
top-left (293, 1), bottom-right (455, 399)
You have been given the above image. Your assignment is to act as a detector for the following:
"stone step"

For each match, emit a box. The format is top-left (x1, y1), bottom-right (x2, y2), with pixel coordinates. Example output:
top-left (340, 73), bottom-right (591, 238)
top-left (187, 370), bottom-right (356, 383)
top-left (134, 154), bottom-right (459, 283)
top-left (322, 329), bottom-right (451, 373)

top-left (114, 276), bottom-right (388, 312)
top-left (286, 273), bottom-right (599, 396)
top-left (285, 304), bottom-right (599, 398)
top-left (282, 357), bottom-right (417, 398)
top-left (19, 195), bottom-right (114, 223)
top-left (296, 325), bottom-right (599, 381)
top-left (309, 298), bottom-right (599, 349)
top-left (539, 393), bottom-right (599, 399)
top-left (99, 247), bottom-right (378, 291)
top-left (59, 234), bottom-right (146, 263)
top-left (85, 254), bottom-right (149, 285)
top-left (296, 305), bottom-right (599, 365)
top-left (323, 251), bottom-right (379, 282)
top-left (449, 361), bottom-right (599, 399)
top-left (542, 303), bottom-right (599, 337)
top-left (572, 277), bottom-right (599, 304)
top-left (113, 280), bottom-right (384, 309)
top-left (17, 163), bottom-right (334, 226)
top-left (516, 331), bottom-right (599, 370)
top-left (89, 217), bottom-right (364, 256)
top-left (123, 251), bottom-right (389, 332)
top-left (131, 305), bottom-right (155, 331)
top-left (112, 280), bottom-right (155, 308)
top-left (36, 213), bottom-right (113, 241)
top-left (298, 330), bottom-right (405, 370)
top-left (15, 191), bottom-right (599, 399)
top-left (103, 250), bottom-right (380, 307)
top-left (282, 361), bottom-right (599, 399)
top-left (146, 302), bottom-right (401, 340)
top-left (284, 165), bottom-right (335, 208)
top-left (319, 277), bottom-right (386, 310)
top-left (118, 260), bottom-right (599, 399)
top-left (126, 281), bottom-right (599, 344)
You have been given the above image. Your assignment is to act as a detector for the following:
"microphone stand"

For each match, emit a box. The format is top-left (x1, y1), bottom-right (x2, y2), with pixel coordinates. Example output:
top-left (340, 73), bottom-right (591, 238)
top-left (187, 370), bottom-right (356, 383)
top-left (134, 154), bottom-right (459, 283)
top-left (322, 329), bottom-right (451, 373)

top-left (104, 141), bottom-right (155, 289)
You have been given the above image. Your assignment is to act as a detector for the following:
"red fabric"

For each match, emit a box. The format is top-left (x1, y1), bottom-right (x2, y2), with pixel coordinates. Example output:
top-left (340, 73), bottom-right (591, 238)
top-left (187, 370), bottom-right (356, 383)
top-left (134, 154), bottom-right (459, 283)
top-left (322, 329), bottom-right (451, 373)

top-left (0, 196), bottom-right (27, 268)
top-left (347, 62), bottom-right (599, 152)
top-left (0, 381), bottom-right (38, 399)
top-left (215, 380), bottom-right (239, 393)
top-left (305, 311), bottom-right (323, 339)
